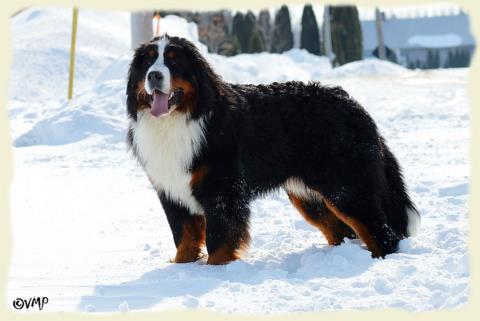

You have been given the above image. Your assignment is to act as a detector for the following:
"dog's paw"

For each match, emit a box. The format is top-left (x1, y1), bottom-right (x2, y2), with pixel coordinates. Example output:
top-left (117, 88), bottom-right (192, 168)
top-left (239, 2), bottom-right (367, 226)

top-left (170, 250), bottom-right (205, 263)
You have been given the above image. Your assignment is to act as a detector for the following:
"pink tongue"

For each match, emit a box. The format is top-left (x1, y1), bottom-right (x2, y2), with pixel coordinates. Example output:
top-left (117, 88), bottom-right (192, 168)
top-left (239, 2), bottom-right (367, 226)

top-left (151, 92), bottom-right (169, 117)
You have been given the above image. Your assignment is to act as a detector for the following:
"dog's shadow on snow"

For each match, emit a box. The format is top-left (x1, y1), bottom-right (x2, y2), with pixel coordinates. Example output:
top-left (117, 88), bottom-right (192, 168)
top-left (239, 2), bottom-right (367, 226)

top-left (78, 241), bottom-right (377, 312)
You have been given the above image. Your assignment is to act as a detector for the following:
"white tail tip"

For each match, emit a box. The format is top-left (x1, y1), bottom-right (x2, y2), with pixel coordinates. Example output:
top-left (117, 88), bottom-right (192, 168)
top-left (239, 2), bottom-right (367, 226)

top-left (406, 208), bottom-right (421, 236)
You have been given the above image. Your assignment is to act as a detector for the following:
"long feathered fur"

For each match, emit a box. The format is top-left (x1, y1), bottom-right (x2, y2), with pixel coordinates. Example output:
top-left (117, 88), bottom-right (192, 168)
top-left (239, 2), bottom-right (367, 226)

top-left (126, 35), bottom-right (419, 263)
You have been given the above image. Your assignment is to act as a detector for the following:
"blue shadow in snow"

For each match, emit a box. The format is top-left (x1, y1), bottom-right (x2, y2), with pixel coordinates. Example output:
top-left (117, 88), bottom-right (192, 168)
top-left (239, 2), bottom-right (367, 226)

top-left (77, 241), bottom-right (380, 312)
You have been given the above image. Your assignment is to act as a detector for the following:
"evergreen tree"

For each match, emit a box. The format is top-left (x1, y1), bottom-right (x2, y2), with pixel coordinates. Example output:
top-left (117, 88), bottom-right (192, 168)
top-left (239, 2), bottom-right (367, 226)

top-left (248, 28), bottom-right (267, 53)
top-left (245, 11), bottom-right (266, 53)
top-left (258, 9), bottom-right (271, 50)
top-left (245, 10), bottom-right (257, 44)
top-left (327, 5), bottom-right (363, 66)
top-left (271, 5), bottom-right (294, 53)
top-left (219, 35), bottom-right (241, 56)
top-left (232, 12), bottom-right (249, 53)
top-left (300, 4), bottom-right (320, 55)
top-left (231, 11), bottom-right (264, 54)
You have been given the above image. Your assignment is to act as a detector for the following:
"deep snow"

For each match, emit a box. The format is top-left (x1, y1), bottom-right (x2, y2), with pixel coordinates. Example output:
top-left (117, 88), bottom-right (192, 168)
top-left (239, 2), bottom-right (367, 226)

top-left (7, 8), bottom-right (470, 314)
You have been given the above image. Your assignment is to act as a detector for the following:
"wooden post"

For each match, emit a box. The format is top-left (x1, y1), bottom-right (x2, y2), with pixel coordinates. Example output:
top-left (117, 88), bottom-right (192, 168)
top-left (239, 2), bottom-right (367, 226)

top-left (375, 8), bottom-right (387, 60)
top-left (323, 5), bottom-right (334, 64)
top-left (154, 12), bottom-right (161, 37)
top-left (130, 11), bottom-right (154, 50)
top-left (68, 7), bottom-right (78, 100)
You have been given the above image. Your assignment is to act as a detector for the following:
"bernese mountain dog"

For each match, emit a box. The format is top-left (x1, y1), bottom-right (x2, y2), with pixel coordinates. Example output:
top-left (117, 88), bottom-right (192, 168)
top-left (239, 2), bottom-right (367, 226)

top-left (126, 35), bottom-right (420, 265)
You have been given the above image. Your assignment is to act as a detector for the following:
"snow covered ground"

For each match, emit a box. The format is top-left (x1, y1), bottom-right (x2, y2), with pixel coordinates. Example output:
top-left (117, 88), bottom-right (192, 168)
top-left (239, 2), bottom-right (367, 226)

top-left (6, 8), bottom-right (470, 314)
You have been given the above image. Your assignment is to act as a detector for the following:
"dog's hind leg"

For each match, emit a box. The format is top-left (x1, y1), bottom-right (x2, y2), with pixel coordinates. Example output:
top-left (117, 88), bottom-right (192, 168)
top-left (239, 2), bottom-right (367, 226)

top-left (321, 196), bottom-right (401, 258)
top-left (287, 192), bottom-right (356, 246)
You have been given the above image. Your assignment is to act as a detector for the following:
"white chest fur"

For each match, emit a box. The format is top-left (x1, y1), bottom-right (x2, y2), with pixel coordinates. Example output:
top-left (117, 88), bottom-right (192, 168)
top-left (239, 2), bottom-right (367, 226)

top-left (133, 111), bottom-right (206, 215)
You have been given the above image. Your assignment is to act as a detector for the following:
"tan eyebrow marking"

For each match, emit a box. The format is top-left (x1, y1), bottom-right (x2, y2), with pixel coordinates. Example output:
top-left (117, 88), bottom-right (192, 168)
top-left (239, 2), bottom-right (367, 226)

top-left (147, 48), bottom-right (156, 58)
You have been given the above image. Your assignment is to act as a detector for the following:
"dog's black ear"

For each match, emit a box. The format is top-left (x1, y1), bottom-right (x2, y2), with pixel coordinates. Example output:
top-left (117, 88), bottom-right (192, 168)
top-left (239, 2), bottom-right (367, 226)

top-left (126, 89), bottom-right (137, 121)
top-left (186, 45), bottom-right (222, 116)
top-left (126, 73), bottom-right (134, 95)
top-left (193, 64), bottom-right (216, 110)
top-left (126, 45), bottom-right (147, 121)
top-left (126, 65), bottom-right (138, 121)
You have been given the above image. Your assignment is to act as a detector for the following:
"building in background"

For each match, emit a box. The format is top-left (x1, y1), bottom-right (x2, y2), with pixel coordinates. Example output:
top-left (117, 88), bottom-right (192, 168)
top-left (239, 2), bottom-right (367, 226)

top-left (361, 12), bottom-right (475, 68)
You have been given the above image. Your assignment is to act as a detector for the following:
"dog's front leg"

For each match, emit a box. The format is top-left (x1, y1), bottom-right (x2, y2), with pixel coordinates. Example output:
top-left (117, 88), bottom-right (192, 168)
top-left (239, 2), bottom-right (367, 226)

top-left (203, 195), bottom-right (251, 265)
top-left (157, 192), bottom-right (205, 263)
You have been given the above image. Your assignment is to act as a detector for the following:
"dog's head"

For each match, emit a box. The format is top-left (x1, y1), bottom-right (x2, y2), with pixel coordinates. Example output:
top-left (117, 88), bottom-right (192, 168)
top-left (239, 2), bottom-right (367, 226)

top-left (126, 35), bottom-right (220, 120)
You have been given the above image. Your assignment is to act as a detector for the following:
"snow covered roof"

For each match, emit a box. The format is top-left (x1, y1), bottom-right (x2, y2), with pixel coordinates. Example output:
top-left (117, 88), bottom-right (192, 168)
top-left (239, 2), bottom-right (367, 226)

top-left (361, 14), bottom-right (475, 51)
top-left (407, 33), bottom-right (462, 48)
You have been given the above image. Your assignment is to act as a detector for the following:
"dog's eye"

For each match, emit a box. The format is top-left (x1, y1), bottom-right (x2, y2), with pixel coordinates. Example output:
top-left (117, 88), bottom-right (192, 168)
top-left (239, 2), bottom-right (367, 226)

top-left (166, 51), bottom-right (176, 59)
top-left (147, 48), bottom-right (157, 58)
top-left (165, 50), bottom-right (178, 67)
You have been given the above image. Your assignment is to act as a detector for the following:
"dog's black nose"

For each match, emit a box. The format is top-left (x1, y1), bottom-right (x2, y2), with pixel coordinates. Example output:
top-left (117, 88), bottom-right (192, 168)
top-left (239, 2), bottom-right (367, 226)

top-left (148, 71), bottom-right (163, 88)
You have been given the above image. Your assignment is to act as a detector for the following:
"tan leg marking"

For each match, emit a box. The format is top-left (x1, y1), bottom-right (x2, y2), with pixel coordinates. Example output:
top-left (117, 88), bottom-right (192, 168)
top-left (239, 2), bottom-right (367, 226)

top-left (174, 216), bottom-right (206, 263)
top-left (323, 200), bottom-right (383, 258)
top-left (207, 236), bottom-right (250, 265)
top-left (288, 193), bottom-right (346, 245)
top-left (206, 244), bottom-right (240, 265)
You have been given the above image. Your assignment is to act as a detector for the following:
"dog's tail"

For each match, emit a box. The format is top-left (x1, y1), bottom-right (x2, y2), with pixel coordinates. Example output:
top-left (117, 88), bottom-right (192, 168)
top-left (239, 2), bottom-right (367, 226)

top-left (381, 138), bottom-right (420, 238)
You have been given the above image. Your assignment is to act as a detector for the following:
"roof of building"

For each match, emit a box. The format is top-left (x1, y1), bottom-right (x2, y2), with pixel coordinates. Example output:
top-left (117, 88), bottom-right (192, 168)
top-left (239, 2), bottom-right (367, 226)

top-left (361, 13), bottom-right (475, 51)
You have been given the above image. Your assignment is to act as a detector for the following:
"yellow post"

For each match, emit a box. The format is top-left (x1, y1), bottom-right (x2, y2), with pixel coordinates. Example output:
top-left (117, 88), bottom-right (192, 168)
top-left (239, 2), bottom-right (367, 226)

top-left (68, 7), bottom-right (79, 100)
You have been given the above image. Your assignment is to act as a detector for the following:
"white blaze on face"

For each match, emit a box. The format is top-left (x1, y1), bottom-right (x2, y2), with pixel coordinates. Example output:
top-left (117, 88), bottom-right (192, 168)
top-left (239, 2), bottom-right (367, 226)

top-left (144, 38), bottom-right (171, 95)
top-left (144, 38), bottom-right (173, 117)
